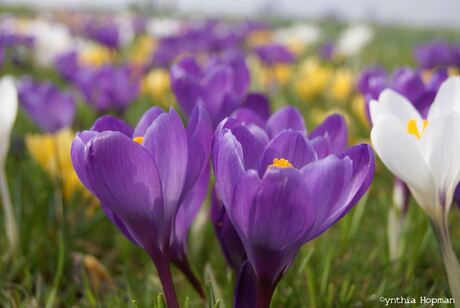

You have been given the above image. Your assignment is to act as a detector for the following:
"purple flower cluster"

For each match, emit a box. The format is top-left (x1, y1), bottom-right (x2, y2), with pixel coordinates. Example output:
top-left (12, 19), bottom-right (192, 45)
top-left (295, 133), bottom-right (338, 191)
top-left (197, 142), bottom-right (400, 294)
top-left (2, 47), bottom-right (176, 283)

top-left (358, 66), bottom-right (448, 119)
top-left (19, 77), bottom-right (75, 133)
top-left (414, 40), bottom-right (460, 69)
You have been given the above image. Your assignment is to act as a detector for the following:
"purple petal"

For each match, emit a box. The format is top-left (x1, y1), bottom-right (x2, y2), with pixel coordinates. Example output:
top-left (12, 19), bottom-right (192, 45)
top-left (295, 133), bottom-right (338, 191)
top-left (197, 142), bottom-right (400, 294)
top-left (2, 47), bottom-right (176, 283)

top-left (309, 113), bottom-right (348, 157)
top-left (258, 130), bottom-right (316, 176)
top-left (213, 130), bottom-right (246, 208)
top-left (86, 131), bottom-right (165, 249)
top-left (184, 105), bottom-right (213, 190)
top-left (230, 108), bottom-right (266, 129)
top-left (133, 106), bottom-right (164, 138)
top-left (143, 108), bottom-right (188, 222)
top-left (266, 106), bottom-right (306, 138)
top-left (241, 92), bottom-right (271, 120)
top-left (210, 187), bottom-right (247, 270)
top-left (91, 115), bottom-right (134, 136)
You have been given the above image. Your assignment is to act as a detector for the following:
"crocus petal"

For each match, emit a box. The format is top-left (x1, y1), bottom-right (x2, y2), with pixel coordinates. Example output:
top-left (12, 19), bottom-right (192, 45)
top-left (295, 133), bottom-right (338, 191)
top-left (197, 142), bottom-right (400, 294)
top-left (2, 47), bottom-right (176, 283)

top-left (242, 92), bottom-right (271, 120)
top-left (184, 105), bottom-right (212, 190)
top-left (214, 130), bottom-right (245, 207)
top-left (230, 123), bottom-right (269, 170)
top-left (143, 108), bottom-right (188, 221)
top-left (101, 204), bottom-right (139, 246)
top-left (173, 164), bottom-right (210, 254)
top-left (71, 130), bottom-right (99, 193)
top-left (266, 106), bottom-right (306, 138)
top-left (230, 108), bottom-right (266, 129)
top-left (421, 112), bottom-right (460, 208)
top-left (371, 116), bottom-right (435, 211)
top-left (309, 113), bottom-right (348, 156)
top-left (247, 168), bottom-right (315, 250)
top-left (369, 89), bottom-right (422, 125)
top-left (202, 65), bottom-right (233, 122)
top-left (86, 131), bottom-right (165, 249)
top-left (91, 115), bottom-right (133, 137)
top-left (210, 188), bottom-right (247, 270)
top-left (258, 130), bottom-right (316, 176)
top-left (133, 106), bottom-right (163, 137)
top-left (301, 155), bottom-right (353, 238)
top-left (427, 77), bottom-right (460, 122)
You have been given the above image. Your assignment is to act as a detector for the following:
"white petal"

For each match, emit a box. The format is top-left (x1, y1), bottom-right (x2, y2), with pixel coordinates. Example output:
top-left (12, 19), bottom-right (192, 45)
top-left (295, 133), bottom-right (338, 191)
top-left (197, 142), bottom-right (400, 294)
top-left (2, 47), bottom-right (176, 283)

top-left (427, 76), bottom-right (460, 122)
top-left (0, 76), bottom-right (18, 163)
top-left (370, 89), bottom-right (421, 126)
top-left (371, 116), bottom-right (435, 210)
top-left (421, 112), bottom-right (460, 209)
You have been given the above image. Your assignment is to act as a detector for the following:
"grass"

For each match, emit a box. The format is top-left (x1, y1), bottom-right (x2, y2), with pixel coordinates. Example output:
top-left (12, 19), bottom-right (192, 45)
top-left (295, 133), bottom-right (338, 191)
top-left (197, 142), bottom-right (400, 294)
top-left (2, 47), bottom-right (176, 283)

top-left (1, 14), bottom-right (460, 307)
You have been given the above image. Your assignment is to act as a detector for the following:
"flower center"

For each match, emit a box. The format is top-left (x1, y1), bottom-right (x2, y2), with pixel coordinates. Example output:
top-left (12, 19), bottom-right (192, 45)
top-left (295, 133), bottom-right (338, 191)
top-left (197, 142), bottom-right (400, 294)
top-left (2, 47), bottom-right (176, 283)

top-left (269, 158), bottom-right (293, 169)
top-left (133, 136), bottom-right (144, 144)
top-left (407, 119), bottom-right (428, 139)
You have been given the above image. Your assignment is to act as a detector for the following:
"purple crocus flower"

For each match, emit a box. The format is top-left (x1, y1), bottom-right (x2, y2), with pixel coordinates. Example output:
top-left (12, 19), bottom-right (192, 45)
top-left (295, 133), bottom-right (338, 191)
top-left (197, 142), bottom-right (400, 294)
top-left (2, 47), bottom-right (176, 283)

top-left (170, 52), bottom-right (250, 126)
top-left (19, 77), bottom-right (75, 133)
top-left (253, 43), bottom-right (295, 66)
top-left (54, 51), bottom-right (80, 83)
top-left (71, 105), bottom-right (212, 306)
top-left (414, 40), bottom-right (454, 69)
top-left (75, 64), bottom-right (140, 113)
top-left (212, 106), bottom-right (374, 307)
top-left (83, 19), bottom-right (120, 49)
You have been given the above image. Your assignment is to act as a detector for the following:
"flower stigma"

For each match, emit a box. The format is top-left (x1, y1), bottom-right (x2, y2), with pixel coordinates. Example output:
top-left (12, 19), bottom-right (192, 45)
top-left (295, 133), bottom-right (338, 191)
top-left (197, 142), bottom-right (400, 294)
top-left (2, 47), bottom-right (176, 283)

top-left (269, 158), bottom-right (293, 169)
top-left (407, 119), bottom-right (428, 139)
top-left (133, 136), bottom-right (144, 144)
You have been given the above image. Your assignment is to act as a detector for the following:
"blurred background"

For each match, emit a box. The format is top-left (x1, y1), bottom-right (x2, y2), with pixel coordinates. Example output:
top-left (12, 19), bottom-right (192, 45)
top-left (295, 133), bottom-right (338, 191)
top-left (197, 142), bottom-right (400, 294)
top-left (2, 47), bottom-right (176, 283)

top-left (2, 0), bottom-right (459, 27)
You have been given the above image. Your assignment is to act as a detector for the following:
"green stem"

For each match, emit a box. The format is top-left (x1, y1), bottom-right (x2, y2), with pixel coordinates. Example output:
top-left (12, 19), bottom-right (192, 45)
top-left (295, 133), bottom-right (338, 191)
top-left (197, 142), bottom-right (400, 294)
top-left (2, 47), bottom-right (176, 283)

top-left (0, 164), bottom-right (18, 255)
top-left (433, 215), bottom-right (460, 306)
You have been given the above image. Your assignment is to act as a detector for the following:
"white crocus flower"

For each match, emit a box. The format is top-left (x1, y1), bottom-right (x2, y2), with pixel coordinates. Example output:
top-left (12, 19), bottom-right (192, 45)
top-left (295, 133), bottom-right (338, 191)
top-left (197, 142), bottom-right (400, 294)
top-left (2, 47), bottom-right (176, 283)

top-left (336, 24), bottom-right (374, 57)
top-left (370, 76), bottom-right (460, 304)
top-left (0, 76), bottom-right (18, 255)
top-left (274, 23), bottom-right (321, 47)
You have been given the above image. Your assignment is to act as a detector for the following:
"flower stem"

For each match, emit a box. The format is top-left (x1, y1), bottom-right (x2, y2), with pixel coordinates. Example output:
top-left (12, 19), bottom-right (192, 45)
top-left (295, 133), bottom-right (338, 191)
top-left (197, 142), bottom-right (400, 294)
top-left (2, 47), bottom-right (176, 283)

top-left (433, 215), bottom-right (460, 305)
top-left (256, 280), bottom-right (275, 308)
top-left (387, 206), bottom-right (406, 261)
top-left (149, 251), bottom-right (179, 308)
top-left (0, 164), bottom-right (18, 255)
top-left (173, 256), bottom-right (206, 299)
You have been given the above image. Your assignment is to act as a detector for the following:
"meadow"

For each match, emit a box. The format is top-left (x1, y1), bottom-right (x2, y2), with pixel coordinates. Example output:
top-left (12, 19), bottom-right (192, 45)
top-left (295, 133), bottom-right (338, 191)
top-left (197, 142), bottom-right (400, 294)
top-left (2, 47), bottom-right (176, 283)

top-left (0, 11), bottom-right (460, 307)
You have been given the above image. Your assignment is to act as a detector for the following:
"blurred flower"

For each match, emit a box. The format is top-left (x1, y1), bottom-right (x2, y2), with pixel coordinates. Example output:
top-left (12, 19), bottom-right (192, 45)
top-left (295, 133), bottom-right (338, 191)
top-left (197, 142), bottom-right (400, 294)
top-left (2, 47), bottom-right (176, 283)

top-left (23, 20), bottom-right (73, 67)
top-left (330, 68), bottom-right (355, 102)
top-left (294, 58), bottom-right (332, 101)
top-left (0, 76), bottom-right (18, 254)
top-left (26, 128), bottom-right (84, 201)
top-left (142, 69), bottom-right (172, 105)
top-left (274, 23), bottom-right (321, 55)
top-left (146, 17), bottom-right (182, 37)
top-left (71, 106), bottom-right (212, 305)
top-left (72, 253), bottom-right (115, 294)
top-left (370, 77), bottom-right (460, 302)
top-left (79, 44), bottom-right (114, 67)
top-left (19, 78), bottom-right (76, 133)
top-left (128, 35), bottom-right (156, 67)
top-left (414, 40), bottom-right (455, 69)
top-left (75, 64), bottom-right (140, 113)
top-left (253, 43), bottom-right (295, 67)
top-left (213, 105), bottom-right (374, 307)
top-left (171, 52), bottom-right (250, 126)
top-left (336, 24), bottom-right (374, 58)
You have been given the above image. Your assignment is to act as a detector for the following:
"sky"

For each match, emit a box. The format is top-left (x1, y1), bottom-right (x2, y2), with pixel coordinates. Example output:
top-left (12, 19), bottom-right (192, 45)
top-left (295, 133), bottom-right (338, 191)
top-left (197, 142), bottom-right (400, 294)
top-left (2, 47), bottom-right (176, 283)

top-left (2, 0), bottom-right (459, 27)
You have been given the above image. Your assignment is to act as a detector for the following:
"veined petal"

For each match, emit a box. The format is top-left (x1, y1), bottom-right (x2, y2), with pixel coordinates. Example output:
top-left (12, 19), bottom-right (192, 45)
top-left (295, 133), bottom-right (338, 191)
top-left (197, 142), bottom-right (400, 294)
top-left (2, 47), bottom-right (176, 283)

top-left (427, 77), bottom-right (460, 122)
top-left (133, 106), bottom-right (164, 137)
top-left (86, 131), bottom-right (165, 249)
top-left (421, 112), bottom-right (460, 209)
top-left (301, 155), bottom-right (353, 240)
top-left (266, 106), bottom-right (306, 138)
top-left (309, 113), bottom-right (348, 156)
top-left (258, 130), bottom-right (316, 176)
top-left (71, 130), bottom-right (99, 194)
top-left (371, 116), bottom-right (435, 211)
top-left (143, 108), bottom-right (188, 221)
top-left (214, 130), bottom-right (245, 207)
top-left (184, 105), bottom-right (213, 190)
top-left (369, 89), bottom-right (421, 125)
top-left (91, 115), bottom-right (133, 137)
